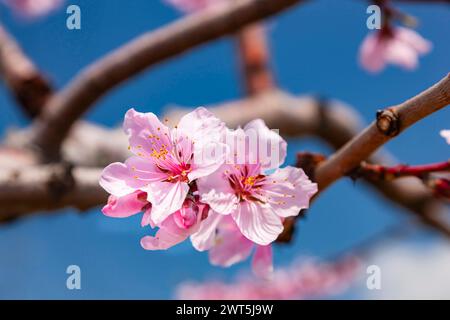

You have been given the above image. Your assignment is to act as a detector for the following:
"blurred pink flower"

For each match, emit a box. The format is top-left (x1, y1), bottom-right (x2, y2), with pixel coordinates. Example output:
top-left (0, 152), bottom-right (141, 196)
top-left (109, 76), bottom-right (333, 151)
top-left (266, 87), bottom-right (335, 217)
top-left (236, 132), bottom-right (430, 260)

top-left (197, 120), bottom-right (318, 246)
top-left (359, 27), bottom-right (432, 73)
top-left (99, 107), bottom-right (227, 225)
top-left (440, 130), bottom-right (450, 145)
top-left (2, 0), bottom-right (63, 18)
top-left (164, 0), bottom-right (224, 13)
top-left (175, 256), bottom-right (360, 299)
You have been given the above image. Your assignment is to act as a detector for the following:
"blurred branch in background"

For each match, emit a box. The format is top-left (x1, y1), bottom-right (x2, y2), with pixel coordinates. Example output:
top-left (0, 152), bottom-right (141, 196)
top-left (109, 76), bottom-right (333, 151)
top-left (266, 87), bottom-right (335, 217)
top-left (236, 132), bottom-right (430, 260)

top-left (0, 164), bottom-right (105, 222)
top-left (27, 0), bottom-right (303, 161)
top-left (236, 24), bottom-right (275, 95)
top-left (0, 23), bottom-right (52, 118)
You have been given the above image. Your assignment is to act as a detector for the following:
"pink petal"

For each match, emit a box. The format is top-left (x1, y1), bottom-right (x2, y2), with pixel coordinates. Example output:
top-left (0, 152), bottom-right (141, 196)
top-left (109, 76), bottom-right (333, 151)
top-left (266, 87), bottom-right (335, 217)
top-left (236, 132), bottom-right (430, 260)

top-left (123, 108), bottom-right (172, 158)
top-left (3, 0), bottom-right (63, 17)
top-left (99, 162), bottom-right (144, 197)
top-left (358, 32), bottom-right (388, 73)
top-left (395, 27), bottom-right (432, 55)
top-left (102, 192), bottom-right (145, 218)
top-left (243, 119), bottom-right (287, 171)
top-left (177, 107), bottom-right (225, 144)
top-left (141, 207), bottom-right (154, 227)
top-left (209, 225), bottom-right (254, 267)
top-left (440, 130), bottom-right (450, 145)
top-left (197, 165), bottom-right (238, 215)
top-left (144, 181), bottom-right (189, 225)
top-left (140, 215), bottom-right (191, 250)
top-left (99, 157), bottom-right (165, 197)
top-left (231, 201), bottom-right (283, 246)
top-left (263, 166), bottom-right (318, 218)
top-left (252, 245), bottom-right (273, 279)
top-left (164, 0), bottom-right (222, 14)
top-left (188, 141), bottom-right (229, 181)
top-left (385, 38), bottom-right (419, 70)
top-left (190, 211), bottom-right (223, 251)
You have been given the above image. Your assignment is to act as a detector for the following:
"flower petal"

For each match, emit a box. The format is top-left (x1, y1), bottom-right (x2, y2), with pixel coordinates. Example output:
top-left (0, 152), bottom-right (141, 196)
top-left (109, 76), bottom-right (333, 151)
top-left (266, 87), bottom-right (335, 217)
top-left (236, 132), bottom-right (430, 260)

top-left (102, 192), bottom-right (145, 218)
top-left (145, 181), bottom-right (189, 225)
top-left (123, 108), bottom-right (172, 157)
top-left (99, 157), bottom-right (165, 197)
top-left (209, 225), bottom-right (254, 267)
top-left (358, 32), bottom-right (387, 73)
top-left (197, 165), bottom-right (238, 215)
top-left (177, 107), bottom-right (225, 144)
top-left (232, 201), bottom-right (283, 246)
top-left (396, 27), bottom-right (432, 55)
top-left (440, 130), bottom-right (450, 145)
top-left (252, 245), bottom-right (273, 279)
top-left (140, 215), bottom-right (191, 250)
top-left (263, 166), bottom-right (318, 218)
top-left (190, 211), bottom-right (223, 251)
top-left (141, 207), bottom-right (154, 227)
top-left (243, 119), bottom-right (287, 170)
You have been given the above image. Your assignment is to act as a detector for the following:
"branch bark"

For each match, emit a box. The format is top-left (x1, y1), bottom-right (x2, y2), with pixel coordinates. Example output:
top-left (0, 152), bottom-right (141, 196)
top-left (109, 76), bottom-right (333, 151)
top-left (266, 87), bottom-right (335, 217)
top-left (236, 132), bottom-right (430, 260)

top-left (29, 0), bottom-right (303, 161)
top-left (0, 164), bottom-right (106, 222)
top-left (0, 23), bottom-right (52, 118)
top-left (236, 24), bottom-right (275, 95)
top-left (315, 73), bottom-right (450, 192)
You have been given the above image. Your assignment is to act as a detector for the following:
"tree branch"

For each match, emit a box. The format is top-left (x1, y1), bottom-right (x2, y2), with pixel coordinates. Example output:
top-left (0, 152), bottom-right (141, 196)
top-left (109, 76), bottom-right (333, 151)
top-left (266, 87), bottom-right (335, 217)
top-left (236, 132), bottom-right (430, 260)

top-left (315, 73), bottom-right (450, 193)
top-left (0, 23), bottom-right (52, 118)
top-left (29, 0), bottom-right (303, 161)
top-left (236, 24), bottom-right (275, 95)
top-left (0, 164), bottom-right (106, 222)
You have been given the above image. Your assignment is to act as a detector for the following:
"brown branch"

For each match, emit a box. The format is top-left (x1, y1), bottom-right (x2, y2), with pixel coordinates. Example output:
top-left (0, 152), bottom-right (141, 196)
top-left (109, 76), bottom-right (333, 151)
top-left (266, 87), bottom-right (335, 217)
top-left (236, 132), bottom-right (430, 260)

top-left (315, 73), bottom-right (450, 193)
top-left (0, 164), bottom-right (106, 222)
top-left (236, 24), bottom-right (275, 95)
top-left (0, 23), bottom-right (52, 118)
top-left (351, 160), bottom-right (450, 181)
top-left (29, 0), bottom-right (303, 161)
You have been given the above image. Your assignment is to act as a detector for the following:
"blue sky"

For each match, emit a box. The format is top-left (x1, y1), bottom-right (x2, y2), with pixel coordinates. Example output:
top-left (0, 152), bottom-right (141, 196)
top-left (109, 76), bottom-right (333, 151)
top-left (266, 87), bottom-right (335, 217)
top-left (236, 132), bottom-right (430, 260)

top-left (0, 0), bottom-right (448, 299)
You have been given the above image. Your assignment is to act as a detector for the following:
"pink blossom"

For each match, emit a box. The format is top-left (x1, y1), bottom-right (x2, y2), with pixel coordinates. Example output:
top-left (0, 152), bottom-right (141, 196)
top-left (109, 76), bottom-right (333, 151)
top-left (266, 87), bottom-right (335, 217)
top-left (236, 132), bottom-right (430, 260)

top-left (141, 197), bottom-right (209, 250)
top-left (101, 191), bottom-right (152, 227)
top-left (197, 120), bottom-right (318, 246)
top-left (440, 130), bottom-right (450, 145)
top-left (99, 107), bottom-right (227, 225)
top-left (175, 256), bottom-right (360, 300)
top-left (192, 214), bottom-right (274, 278)
top-left (359, 27), bottom-right (432, 73)
top-left (164, 0), bottom-right (225, 13)
top-left (2, 0), bottom-right (63, 18)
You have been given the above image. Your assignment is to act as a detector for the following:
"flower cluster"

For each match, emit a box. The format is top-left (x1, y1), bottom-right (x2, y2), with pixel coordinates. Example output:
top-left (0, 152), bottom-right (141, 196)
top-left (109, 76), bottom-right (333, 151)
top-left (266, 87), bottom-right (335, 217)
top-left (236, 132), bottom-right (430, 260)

top-left (99, 107), bottom-right (317, 277)
top-left (176, 256), bottom-right (360, 300)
